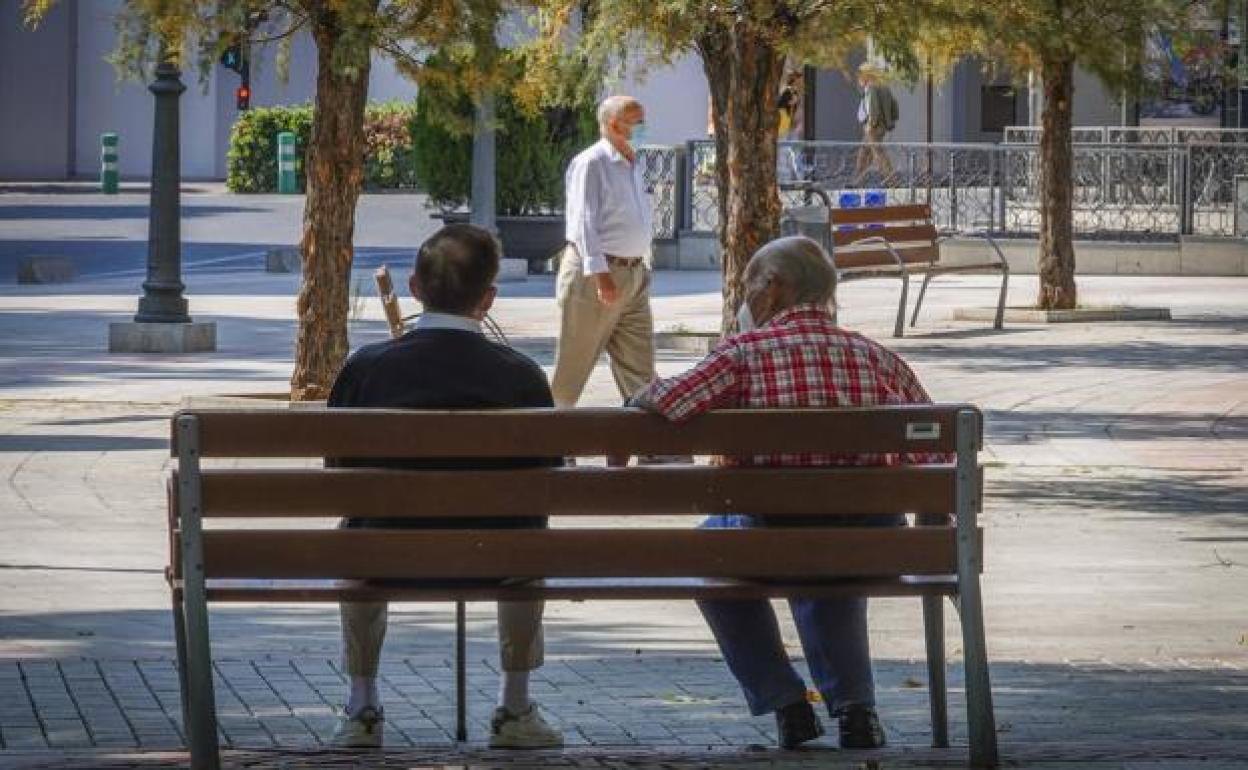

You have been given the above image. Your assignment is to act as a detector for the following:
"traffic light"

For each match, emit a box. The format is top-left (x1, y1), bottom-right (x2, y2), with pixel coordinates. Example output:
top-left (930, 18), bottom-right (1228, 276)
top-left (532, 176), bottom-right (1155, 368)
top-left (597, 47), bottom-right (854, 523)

top-left (236, 84), bottom-right (251, 111)
top-left (220, 45), bottom-right (244, 73)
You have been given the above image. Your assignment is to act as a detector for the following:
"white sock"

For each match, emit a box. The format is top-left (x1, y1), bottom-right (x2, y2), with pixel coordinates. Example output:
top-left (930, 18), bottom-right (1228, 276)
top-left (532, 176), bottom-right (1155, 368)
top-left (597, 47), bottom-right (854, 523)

top-left (499, 671), bottom-right (531, 715)
top-left (346, 676), bottom-right (380, 717)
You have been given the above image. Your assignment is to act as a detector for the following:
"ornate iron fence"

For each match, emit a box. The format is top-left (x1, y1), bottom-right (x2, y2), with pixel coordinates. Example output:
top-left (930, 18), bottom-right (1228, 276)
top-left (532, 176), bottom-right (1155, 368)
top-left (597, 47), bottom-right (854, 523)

top-left (655, 138), bottom-right (1248, 239)
top-left (637, 145), bottom-right (682, 240)
top-left (1004, 125), bottom-right (1248, 145)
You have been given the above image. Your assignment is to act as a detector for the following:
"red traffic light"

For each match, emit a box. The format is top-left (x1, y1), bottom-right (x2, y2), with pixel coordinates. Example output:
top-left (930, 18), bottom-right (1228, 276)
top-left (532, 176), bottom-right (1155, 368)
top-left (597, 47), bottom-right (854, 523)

top-left (236, 85), bottom-right (251, 111)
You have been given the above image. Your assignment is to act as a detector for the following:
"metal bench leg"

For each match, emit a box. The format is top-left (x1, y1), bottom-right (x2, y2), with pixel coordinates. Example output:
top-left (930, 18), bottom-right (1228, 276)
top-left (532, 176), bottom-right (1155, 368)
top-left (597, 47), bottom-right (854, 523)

top-left (958, 581), bottom-right (998, 767)
top-left (176, 416), bottom-right (220, 770)
top-left (954, 410), bottom-right (998, 768)
top-left (171, 594), bottom-right (191, 737)
top-left (455, 601), bottom-right (467, 743)
top-left (894, 271), bottom-right (910, 338)
top-left (993, 264), bottom-right (1010, 330)
top-left (911, 272), bottom-right (936, 328)
top-left (922, 594), bottom-right (949, 748)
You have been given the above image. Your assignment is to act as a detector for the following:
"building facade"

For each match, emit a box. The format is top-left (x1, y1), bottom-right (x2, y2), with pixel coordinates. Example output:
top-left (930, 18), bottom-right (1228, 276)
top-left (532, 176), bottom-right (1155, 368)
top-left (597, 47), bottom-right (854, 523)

top-left (1, 0), bottom-right (1127, 181)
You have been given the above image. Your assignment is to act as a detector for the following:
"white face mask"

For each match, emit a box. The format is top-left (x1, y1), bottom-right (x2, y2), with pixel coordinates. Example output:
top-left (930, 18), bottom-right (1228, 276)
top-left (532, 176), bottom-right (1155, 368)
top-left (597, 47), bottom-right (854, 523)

top-left (735, 300), bottom-right (755, 333)
top-left (629, 123), bottom-right (649, 148)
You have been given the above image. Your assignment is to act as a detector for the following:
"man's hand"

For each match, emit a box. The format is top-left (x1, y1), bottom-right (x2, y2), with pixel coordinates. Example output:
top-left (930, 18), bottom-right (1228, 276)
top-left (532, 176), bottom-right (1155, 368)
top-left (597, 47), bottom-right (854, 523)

top-left (594, 272), bottom-right (619, 306)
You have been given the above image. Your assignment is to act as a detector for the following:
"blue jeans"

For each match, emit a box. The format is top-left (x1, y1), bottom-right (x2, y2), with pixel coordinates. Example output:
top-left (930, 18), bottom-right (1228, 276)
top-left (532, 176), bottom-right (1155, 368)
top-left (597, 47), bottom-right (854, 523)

top-left (697, 513), bottom-right (900, 716)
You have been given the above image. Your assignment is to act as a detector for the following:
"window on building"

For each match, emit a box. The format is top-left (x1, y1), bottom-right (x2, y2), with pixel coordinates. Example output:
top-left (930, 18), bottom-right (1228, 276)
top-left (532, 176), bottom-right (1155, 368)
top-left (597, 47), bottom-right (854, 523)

top-left (981, 85), bottom-right (1017, 133)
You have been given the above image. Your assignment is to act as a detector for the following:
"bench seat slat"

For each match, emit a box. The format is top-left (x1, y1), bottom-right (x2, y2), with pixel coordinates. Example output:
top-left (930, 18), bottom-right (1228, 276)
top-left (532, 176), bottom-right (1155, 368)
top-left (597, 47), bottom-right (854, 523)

top-left (174, 576), bottom-right (959, 602)
top-left (200, 527), bottom-right (963, 580)
top-left (197, 465), bottom-right (965, 519)
top-left (175, 406), bottom-right (966, 458)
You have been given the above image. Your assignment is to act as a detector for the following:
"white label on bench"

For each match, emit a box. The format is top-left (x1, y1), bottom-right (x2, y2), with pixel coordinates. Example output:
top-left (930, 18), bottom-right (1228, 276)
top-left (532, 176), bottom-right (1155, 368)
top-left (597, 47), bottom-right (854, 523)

top-left (906, 422), bottom-right (941, 441)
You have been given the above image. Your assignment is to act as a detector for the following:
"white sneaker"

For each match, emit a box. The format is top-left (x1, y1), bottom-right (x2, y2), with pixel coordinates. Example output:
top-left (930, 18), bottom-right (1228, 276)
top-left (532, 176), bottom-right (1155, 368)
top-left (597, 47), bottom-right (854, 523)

top-left (330, 705), bottom-right (384, 748)
top-left (489, 702), bottom-right (564, 749)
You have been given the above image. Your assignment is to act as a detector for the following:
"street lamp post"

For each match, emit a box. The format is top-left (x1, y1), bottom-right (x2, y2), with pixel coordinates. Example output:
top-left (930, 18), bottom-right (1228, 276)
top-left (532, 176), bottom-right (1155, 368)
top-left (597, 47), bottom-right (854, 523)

top-left (109, 55), bottom-right (216, 353)
top-left (136, 59), bottom-right (190, 324)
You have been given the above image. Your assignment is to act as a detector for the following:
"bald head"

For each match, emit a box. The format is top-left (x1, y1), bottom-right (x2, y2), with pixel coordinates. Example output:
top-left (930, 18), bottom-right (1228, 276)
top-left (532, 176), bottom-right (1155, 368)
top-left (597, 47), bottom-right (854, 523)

top-left (746, 236), bottom-right (837, 310)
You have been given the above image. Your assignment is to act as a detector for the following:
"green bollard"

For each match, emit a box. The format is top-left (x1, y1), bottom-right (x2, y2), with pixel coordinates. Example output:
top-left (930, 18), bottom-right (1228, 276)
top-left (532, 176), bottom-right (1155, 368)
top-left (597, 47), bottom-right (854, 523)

top-left (101, 133), bottom-right (119, 194)
top-left (277, 132), bottom-right (297, 194)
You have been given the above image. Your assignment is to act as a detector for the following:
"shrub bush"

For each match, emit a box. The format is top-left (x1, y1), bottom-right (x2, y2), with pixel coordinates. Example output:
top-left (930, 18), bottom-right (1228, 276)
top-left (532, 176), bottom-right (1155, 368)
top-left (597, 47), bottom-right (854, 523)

top-left (226, 102), bottom-right (419, 193)
top-left (411, 86), bottom-right (597, 215)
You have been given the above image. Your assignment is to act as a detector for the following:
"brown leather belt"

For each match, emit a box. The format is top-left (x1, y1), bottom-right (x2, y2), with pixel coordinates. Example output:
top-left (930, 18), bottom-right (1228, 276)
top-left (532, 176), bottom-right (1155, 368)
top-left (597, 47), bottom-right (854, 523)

top-left (605, 254), bottom-right (643, 267)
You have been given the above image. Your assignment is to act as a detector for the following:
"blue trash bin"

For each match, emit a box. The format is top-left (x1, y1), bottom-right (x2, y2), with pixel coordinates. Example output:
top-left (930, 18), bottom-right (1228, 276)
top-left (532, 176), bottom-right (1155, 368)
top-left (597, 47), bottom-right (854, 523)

top-left (837, 191), bottom-right (861, 232)
top-left (864, 189), bottom-right (886, 229)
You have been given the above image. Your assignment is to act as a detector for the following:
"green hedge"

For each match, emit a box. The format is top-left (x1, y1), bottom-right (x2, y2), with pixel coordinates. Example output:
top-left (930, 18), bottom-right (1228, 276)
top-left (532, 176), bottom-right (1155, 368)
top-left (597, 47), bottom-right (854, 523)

top-left (226, 102), bottom-right (419, 193)
top-left (411, 88), bottom-right (597, 215)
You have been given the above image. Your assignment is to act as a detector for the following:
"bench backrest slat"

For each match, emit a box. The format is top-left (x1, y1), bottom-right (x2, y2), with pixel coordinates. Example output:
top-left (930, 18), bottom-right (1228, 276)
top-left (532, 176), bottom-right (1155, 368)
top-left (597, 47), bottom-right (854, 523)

top-left (195, 465), bottom-right (972, 519)
top-left (829, 203), bottom-right (931, 226)
top-left (172, 406), bottom-right (966, 458)
top-left (200, 528), bottom-right (964, 580)
top-left (834, 245), bottom-right (939, 269)
top-left (833, 224), bottom-right (937, 248)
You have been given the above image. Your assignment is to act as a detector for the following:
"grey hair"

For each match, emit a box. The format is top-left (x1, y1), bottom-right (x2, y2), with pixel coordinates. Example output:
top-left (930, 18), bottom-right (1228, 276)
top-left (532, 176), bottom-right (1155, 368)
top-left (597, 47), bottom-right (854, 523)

top-left (746, 236), bottom-right (837, 308)
top-left (597, 95), bottom-right (641, 133)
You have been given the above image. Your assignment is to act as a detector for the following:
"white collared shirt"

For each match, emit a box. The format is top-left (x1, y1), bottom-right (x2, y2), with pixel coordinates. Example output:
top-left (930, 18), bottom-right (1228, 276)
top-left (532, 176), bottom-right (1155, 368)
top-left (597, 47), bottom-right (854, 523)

top-left (564, 138), bottom-right (653, 275)
top-left (412, 311), bottom-right (482, 335)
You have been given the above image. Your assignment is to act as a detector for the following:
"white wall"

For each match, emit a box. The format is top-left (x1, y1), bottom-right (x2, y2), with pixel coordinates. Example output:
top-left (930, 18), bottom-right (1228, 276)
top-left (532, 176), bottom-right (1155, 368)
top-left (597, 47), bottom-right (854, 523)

top-left (1072, 66), bottom-right (1123, 125)
top-left (0, 0), bottom-right (73, 179)
top-left (73, 0), bottom-right (227, 179)
top-left (609, 52), bottom-right (710, 145)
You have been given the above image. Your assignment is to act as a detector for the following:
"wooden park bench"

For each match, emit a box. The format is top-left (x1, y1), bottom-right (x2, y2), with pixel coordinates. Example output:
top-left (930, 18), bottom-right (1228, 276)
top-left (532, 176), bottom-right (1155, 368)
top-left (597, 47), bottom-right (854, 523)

top-left (166, 405), bottom-right (998, 769)
top-left (782, 195), bottom-right (1009, 338)
top-left (830, 204), bottom-right (1009, 337)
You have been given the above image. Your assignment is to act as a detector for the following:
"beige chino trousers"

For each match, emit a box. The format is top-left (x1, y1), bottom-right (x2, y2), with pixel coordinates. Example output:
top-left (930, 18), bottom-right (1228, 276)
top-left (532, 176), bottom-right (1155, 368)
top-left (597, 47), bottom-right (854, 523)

top-left (341, 600), bottom-right (544, 677)
top-left (551, 246), bottom-right (656, 407)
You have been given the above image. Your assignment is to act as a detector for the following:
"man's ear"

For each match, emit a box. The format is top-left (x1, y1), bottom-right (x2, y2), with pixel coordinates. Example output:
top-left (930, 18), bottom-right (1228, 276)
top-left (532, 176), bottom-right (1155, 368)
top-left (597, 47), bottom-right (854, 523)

top-left (408, 272), bottom-right (423, 303)
top-left (478, 285), bottom-right (498, 316)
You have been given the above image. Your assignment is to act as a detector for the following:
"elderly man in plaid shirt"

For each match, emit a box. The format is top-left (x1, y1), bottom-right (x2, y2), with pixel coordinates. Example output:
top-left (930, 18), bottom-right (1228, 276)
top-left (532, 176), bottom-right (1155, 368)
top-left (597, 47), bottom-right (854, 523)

top-left (633, 236), bottom-right (936, 751)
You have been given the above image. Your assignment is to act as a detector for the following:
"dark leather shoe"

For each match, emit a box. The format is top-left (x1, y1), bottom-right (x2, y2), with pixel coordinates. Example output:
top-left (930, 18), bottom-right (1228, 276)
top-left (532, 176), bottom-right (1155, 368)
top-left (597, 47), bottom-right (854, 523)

top-left (775, 699), bottom-right (824, 749)
top-left (835, 704), bottom-right (886, 749)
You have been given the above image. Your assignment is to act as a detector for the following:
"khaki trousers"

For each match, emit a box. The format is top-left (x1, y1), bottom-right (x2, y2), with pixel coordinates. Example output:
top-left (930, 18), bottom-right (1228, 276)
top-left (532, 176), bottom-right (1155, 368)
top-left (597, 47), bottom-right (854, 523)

top-left (854, 124), bottom-right (894, 181)
top-left (341, 600), bottom-right (544, 676)
top-left (551, 246), bottom-right (656, 407)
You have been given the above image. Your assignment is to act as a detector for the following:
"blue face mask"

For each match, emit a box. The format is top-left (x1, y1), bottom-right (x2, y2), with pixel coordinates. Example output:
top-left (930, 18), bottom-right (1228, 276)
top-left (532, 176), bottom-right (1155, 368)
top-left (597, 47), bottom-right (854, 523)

top-left (629, 123), bottom-right (649, 147)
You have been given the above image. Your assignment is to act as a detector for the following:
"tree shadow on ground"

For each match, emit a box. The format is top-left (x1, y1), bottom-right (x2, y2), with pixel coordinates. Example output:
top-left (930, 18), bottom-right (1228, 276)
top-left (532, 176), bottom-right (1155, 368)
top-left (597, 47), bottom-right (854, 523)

top-left (899, 339), bottom-right (1247, 374)
top-left (0, 206), bottom-right (257, 222)
top-left (0, 435), bottom-right (167, 452)
top-left (988, 470), bottom-right (1248, 525)
top-left (984, 409), bottom-right (1246, 443)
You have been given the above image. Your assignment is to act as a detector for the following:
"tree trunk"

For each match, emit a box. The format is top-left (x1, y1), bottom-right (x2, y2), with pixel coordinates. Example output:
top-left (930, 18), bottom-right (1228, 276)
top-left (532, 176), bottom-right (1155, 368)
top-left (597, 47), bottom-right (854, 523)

top-left (289, 6), bottom-right (375, 401)
top-left (1037, 56), bottom-right (1077, 310)
top-left (697, 23), bottom-right (786, 333)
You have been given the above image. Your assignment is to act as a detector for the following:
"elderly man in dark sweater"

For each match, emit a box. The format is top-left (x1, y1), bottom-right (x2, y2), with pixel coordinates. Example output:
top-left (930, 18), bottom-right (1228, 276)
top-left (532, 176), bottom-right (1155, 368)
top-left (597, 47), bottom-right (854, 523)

top-left (328, 224), bottom-right (562, 750)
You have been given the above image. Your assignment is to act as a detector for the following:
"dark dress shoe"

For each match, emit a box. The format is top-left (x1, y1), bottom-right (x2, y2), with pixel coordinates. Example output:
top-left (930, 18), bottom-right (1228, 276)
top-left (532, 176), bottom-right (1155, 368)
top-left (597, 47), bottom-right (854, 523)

top-left (775, 699), bottom-right (824, 749)
top-left (835, 704), bottom-right (886, 749)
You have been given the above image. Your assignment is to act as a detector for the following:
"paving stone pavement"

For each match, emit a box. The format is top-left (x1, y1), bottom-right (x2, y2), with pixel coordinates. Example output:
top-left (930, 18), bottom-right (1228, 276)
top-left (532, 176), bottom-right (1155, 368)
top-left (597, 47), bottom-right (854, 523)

top-left (1, 263), bottom-right (1247, 767)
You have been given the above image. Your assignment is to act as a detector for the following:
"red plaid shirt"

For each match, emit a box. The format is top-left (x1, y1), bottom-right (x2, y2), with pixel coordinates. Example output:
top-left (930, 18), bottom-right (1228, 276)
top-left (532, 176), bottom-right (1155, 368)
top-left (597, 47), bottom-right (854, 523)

top-left (639, 304), bottom-right (938, 467)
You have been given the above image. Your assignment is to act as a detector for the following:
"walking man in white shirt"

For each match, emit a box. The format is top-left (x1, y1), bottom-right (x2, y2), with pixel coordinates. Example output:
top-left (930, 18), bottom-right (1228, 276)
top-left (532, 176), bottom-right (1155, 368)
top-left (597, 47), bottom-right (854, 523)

top-left (553, 95), bottom-right (656, 408)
